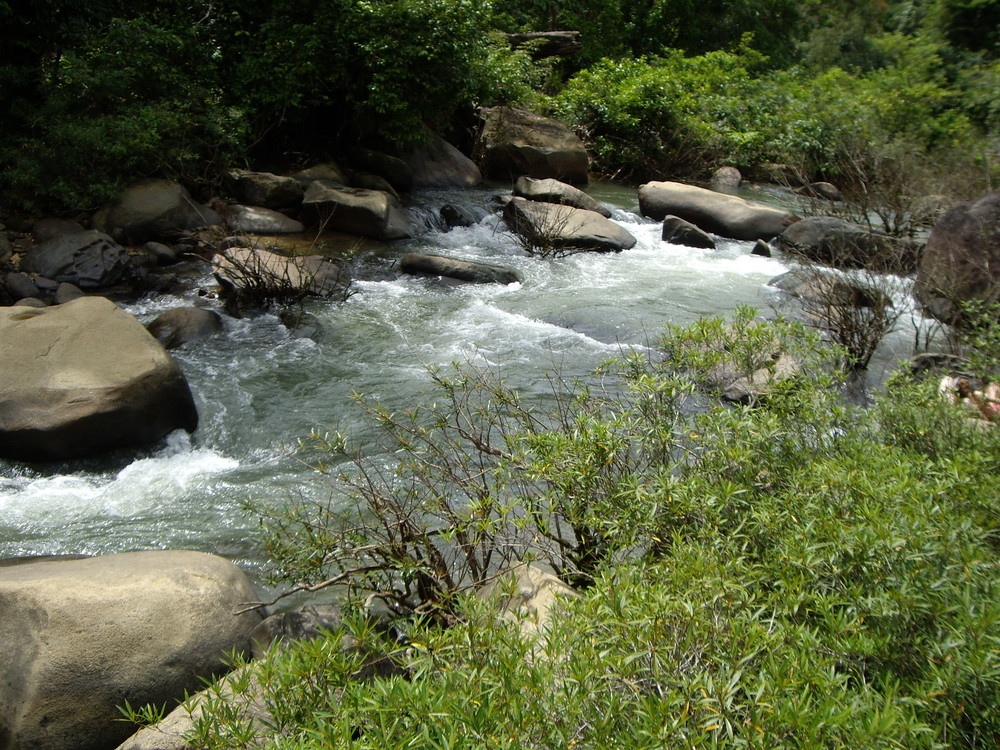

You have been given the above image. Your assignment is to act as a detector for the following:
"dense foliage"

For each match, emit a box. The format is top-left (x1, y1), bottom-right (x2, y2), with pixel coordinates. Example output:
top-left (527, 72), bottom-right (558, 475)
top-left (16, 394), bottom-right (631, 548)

top-left (185, 309), bottom-right (1000, 748)
top-left (1, 0), bottom-right (997, 213)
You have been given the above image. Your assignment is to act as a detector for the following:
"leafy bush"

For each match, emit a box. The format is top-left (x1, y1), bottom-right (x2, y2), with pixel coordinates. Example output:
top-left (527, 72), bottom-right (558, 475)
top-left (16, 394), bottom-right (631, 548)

top-left (191, 310), bottom-right (1000, 748)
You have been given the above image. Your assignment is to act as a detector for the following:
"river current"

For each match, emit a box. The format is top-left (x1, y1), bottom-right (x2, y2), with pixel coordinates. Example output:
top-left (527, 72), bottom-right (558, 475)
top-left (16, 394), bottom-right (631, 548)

top-left (0, 182), bottom-right (923, 587)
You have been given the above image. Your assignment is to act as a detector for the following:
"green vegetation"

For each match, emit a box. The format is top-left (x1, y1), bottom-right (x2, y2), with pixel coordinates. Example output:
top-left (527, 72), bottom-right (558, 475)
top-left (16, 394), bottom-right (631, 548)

top-left (187, 308), bottom-right (1000, 747)
top-left (1, 0), bottom-right (996, 214)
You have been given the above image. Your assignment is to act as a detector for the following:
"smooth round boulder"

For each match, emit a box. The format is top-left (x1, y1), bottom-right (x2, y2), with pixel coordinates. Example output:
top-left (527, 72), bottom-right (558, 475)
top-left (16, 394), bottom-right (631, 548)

top-left (914, 191), bottom-right (1000, 325)
top-left (346, 148), bottom-right (414, 193)
top-left (21, 230), bottom-right (129, 289)
top-left (400, 253), bottom-right (520, 285)
top-left (0, 297), bottom-right (198, 461)
top-left (661, 215), bottom-right (716, 249)
top-left (0, 551), bottom-right (262, 750)
top-left (794, 182), bottom-right (842, 201)
top-left (147, 307), bottom-right (224, 349)
top-left (639, 181), bottom-right (797, 241)
top-left (302, 181), bottom-right (411, 240)
top-left (479, 107), bottom-right (589, 185)
top-left (513, 176), bottom-right (611, 217)
top-left (503, 197), bottom-right (636, 254)
top-left (709, 166), bottom-right (742, 193)
top-left (92, 179), bottom-right (222, 245)
top-left (52, 282), bottom-right (84, 305)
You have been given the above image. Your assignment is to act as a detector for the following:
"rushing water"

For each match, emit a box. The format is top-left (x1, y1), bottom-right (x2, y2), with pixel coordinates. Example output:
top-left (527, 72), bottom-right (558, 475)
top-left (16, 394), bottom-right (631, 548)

top-left (0, 182), bottom-right (925, 586)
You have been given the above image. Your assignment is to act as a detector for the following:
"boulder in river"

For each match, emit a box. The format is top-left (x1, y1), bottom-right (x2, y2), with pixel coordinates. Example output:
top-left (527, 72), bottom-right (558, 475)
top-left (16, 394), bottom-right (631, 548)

top-left (513, 176), bottom-right (611, 217)
top-left (302, 180), bottom-right (411, 240)
top-left (147, 306), bottom-right (225, 349)
top-left (913, 191), bottom-right (1000, 325)
top-left (400, 253), bottom-right (520, 285)
top-left (0, 296), bottom-right (198, 461)
top-left (639, 181), bottom-right (798, 241)
top-left (0, 550), bottom-right (262, 750)
top-left (775, 216), bottom-right (915, 272)
top-left (769, 268), bottom-right (891, 309)
top-left (21, 229), bottom-right (130, 289)
top-left (213, 248), bottom-right (350, 303)
top-left (93, 179), bottom-right (222, 245)
top-left (479, 106), bottom-right (590, 185)
top-left (661, 215), bottom-right (716, 249)
top-left (503, 197), bottom-right (636, 254)
top-left (709, 166), bottom-right (742, 193)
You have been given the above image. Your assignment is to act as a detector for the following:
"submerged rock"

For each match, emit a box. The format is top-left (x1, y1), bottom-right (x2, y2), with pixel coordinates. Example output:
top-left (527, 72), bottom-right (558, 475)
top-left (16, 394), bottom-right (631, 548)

top-left (400, 253), bottom-right (520, 285)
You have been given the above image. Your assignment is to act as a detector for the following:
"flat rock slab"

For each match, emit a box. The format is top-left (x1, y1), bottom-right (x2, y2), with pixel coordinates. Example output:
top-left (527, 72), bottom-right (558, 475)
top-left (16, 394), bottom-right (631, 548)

top-left (639, 181), bottom-right (797, 241)
top-left (503, 197), bottom-right (636, 254)
top-left (0, 297), bottom-right (198, 461)
top-left (0, 551), bottom-right (261, 750)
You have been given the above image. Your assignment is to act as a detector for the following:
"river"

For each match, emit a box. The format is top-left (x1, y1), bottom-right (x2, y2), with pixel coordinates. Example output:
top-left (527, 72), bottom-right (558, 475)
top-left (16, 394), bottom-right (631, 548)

top-left (0, 181), bottom-right (924, 589)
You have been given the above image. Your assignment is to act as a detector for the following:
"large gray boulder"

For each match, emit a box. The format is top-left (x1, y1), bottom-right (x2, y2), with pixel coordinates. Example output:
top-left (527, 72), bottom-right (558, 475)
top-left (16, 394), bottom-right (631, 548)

top-left (503, 197), bottom-right (636, 254)
top-left (913, 192), bottom-right (1000, 325)
top-left (302, 180), bottom-right (411, 240)
top-left (400, 253), bottom-right (520, 285)
top-left (639, 181), bottom-right (797, 241)
top-left (0, 551), bottom-right (262, 750)
top-left (399, 129), bottom-right (483, 189)
top-left (479, 107), bottom-right (589, 185)
top-left (21, 230), bottom-right (129, 289)
top-left (775, 216), bottom-right (914, 272)
top-left (513, 176), bottom-right (611, 217)
top-left (93, 180), bottom-right (222, 245)
top-left (0, 297), bottom-right (198, 461)
top-left (224, 205), bottom-right (305, 235)
top-left (225, 170), bottom-right (305, 209)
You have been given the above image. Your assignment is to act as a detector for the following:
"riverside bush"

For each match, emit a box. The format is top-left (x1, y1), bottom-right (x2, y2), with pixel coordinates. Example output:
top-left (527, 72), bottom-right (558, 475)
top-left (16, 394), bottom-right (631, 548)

top-left (183, 309), bottom-right (1000, 747)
